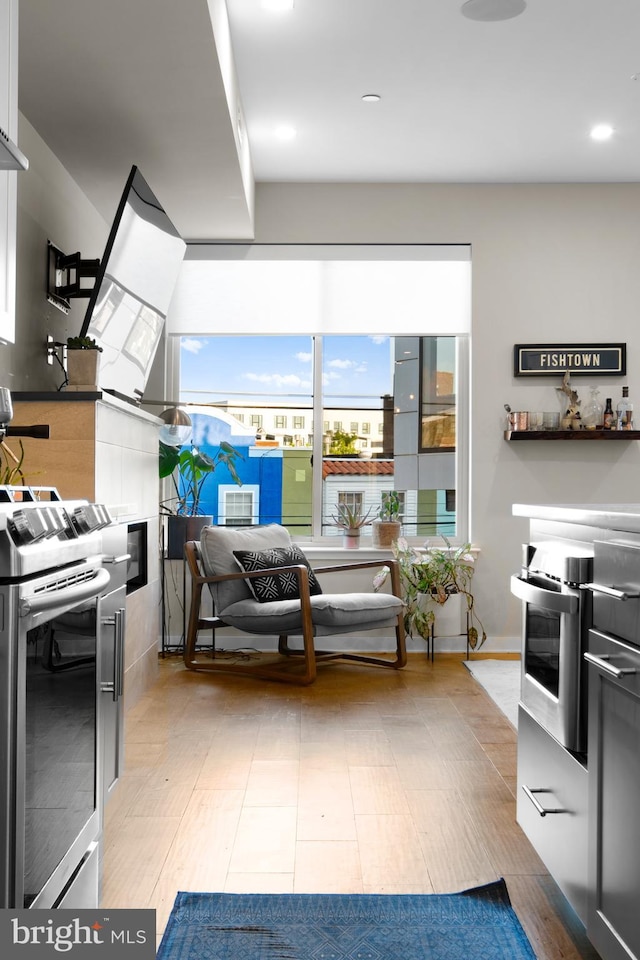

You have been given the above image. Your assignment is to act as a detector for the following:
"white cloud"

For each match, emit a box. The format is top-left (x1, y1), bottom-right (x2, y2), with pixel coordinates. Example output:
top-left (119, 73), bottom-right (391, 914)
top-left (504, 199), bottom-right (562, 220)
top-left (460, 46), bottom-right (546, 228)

top-left (370, 335), bottom-right (388, 345)
top-left (244, 372), bottom-right (308, 388)
top-left (181, 338), bottom-right (206, 354)
top-left (296, 351), bottom-right (312, 362)
top-left (327, 358), bottom-right (356, 369)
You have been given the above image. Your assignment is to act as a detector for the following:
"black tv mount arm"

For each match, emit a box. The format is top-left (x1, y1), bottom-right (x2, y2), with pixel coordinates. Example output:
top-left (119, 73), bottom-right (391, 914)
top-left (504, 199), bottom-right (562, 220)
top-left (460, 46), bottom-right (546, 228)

top-left (47, 240), bottom-right (101, 314)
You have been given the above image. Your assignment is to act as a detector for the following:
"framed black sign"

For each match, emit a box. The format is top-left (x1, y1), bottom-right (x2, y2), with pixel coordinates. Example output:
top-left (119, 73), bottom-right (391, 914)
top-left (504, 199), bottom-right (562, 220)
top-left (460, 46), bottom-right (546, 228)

top-left (514, 343), bottom-right (626, 377)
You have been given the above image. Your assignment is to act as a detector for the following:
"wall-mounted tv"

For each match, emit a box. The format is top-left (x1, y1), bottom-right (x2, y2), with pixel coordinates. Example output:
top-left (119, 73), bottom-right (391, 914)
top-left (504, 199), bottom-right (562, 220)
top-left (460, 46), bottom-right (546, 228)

top-left (80, 165), bottom-right (186, 404)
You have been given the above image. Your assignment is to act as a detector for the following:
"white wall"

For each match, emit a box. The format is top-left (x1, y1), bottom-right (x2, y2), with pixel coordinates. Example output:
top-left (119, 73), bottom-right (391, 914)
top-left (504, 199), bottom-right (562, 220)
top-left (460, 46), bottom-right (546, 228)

top-left (2, 114), bottom-right (108, 393)
top-left (251, 182), bottom-right (640, 650)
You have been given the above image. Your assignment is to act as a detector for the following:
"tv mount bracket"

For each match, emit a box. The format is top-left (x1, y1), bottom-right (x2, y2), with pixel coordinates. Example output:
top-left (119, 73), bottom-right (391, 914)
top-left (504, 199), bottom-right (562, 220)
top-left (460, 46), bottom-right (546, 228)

top-left (47, 240), bottom-right (100, 314)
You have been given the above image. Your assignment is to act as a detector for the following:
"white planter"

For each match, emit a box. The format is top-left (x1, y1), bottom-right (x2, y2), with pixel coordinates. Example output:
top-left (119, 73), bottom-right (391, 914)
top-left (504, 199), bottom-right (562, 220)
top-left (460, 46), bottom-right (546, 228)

top-left (66, 348), bottom-right (100, 388)
top-left (417, 592), bottom-right (464, 637)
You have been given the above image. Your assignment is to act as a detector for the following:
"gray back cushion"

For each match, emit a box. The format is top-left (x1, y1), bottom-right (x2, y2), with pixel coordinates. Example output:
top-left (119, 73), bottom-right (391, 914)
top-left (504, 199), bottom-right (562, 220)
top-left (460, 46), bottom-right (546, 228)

top-left (199, 524), bottom-right (293, 613)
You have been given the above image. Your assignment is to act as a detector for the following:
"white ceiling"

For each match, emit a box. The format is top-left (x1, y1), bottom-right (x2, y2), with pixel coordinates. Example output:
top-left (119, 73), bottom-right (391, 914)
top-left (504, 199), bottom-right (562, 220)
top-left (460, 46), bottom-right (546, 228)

top-left (17, 0), bottom-right (640, 241)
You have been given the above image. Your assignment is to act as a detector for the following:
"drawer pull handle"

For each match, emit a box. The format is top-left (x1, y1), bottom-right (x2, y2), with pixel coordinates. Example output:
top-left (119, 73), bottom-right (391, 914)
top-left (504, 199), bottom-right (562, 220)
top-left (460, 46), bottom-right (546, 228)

top-left (584, 651), bottom-right (638, 679)
top-left (521, 785), bottom-right (566, 817)
top-left (584, 582), bottom-right (640, 601)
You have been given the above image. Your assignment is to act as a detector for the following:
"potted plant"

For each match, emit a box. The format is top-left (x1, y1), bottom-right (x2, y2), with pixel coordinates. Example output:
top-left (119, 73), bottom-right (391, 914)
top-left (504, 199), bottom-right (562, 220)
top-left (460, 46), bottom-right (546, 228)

top-left (159, 439), bottom-right (243, 558)
top-left (374, 536), bottom-right (486, 651)
top-left (65, 335), bottom-right (103, 388)
top-left (330, 501), bottom-right (374, 549)
top-left (371, 490), bottom-right (402, 549)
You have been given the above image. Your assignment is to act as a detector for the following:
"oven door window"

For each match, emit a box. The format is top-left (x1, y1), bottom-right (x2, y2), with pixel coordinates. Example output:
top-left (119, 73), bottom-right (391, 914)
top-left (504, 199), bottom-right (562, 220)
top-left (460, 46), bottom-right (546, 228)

top-left (24, 616), bottom-right (97, 907)
top-left (524, 577), bottom-right (561, 698)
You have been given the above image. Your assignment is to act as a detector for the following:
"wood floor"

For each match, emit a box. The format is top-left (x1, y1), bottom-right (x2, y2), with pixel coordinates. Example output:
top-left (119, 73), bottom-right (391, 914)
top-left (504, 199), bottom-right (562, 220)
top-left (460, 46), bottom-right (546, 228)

top-left (101, 652), bottom-right (599, 958)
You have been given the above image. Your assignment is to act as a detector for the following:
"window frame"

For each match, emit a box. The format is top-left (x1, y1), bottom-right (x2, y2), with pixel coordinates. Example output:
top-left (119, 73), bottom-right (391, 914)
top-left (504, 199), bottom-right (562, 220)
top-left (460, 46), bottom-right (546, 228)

top-left (167, 243), bottom-right (471, 545)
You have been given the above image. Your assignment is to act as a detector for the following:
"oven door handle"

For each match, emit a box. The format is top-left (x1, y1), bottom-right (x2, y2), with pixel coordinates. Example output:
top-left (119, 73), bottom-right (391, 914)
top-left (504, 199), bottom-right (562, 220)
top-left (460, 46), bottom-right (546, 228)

top-left (510, 575), bottom-right (578, 614)
top-left (583, 582), bottom-right (640, 601)
top-left (19, 568), bottom-right (111, 619)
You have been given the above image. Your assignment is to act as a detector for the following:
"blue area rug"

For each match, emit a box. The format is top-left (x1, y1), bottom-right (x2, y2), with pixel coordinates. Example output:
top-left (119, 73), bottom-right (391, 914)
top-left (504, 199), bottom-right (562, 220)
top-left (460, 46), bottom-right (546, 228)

top-left (156, 879), bottom-right (536, 960)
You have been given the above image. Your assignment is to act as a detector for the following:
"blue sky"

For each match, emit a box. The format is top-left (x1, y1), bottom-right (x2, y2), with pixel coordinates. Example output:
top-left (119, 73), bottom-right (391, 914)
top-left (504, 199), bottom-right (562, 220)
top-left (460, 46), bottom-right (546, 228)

top-left (179, 335), bottom-right (394, 408)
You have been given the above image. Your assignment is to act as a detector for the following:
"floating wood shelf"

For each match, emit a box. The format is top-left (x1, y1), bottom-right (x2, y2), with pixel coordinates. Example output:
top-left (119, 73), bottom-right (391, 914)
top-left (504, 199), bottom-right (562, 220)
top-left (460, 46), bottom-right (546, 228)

top-left (504, 429), bottom-right (640, 441)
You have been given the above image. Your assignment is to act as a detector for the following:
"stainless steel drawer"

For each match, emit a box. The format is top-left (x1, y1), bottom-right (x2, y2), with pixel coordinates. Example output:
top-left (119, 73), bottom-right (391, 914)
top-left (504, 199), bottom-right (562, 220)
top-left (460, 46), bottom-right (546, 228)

top-left (517, 704), bottom-right (588, 925)
top-left (591, 541), bottom-right (640, 646)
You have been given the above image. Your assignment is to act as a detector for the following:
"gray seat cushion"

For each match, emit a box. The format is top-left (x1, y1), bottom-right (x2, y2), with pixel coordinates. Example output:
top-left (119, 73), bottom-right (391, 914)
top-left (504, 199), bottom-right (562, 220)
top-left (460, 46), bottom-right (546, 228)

top-left (219, 592), bottom-right (403, 636)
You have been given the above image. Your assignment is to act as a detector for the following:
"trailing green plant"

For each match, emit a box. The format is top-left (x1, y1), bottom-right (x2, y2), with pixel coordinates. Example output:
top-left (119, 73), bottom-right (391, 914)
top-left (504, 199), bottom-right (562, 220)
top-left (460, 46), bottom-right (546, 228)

top-left (159, 440), bottom-right (243, 517)
top-left (330, 501), bottom-right (374, 531)
top-left (66, 335), bottom-right (103, 351)
top-left (378, 490), bottom-right (401, 521)
top-left (374, 535), bottom-right (486, 650)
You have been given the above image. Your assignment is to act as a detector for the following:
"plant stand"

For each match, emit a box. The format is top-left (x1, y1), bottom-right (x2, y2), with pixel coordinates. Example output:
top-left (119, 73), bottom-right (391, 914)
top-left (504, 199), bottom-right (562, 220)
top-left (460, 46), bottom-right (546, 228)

top-left (425, 608), bottom-right (473, 662)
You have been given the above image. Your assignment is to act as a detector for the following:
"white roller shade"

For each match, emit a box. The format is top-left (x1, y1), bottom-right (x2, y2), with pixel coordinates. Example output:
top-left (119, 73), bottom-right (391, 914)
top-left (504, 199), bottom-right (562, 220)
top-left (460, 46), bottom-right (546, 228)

top-left (167, 244), bottom-right (470, 337)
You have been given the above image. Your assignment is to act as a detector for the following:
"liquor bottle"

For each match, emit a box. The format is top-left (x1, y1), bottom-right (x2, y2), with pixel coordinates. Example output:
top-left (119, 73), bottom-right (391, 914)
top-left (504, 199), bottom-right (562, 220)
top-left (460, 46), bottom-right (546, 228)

top-left (603, 397), bottom-right (615, 430)
top-left (616, 386), bottom-right (634, 430)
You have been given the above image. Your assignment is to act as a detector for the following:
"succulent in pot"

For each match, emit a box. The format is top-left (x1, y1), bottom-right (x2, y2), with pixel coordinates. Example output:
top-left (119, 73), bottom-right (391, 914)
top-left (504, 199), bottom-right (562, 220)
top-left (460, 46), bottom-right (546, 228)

top-left (330, 501), bottom-right (374, 549)
top-left (371, 490), bottom-right (402, 549)
top-left (65, 336), bottom-right (103, 388)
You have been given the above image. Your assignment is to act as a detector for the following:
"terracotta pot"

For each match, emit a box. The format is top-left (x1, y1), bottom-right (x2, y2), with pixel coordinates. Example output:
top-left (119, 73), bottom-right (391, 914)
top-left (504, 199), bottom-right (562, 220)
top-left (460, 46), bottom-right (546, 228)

top-left (371, 519), bottom-right (402, 549)
top-left (342, 530), bottom-right (361, 549)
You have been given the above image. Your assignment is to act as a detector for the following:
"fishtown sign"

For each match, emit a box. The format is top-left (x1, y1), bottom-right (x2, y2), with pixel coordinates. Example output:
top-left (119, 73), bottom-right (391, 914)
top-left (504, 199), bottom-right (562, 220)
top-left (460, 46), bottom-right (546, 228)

top-left (514, 343), bottom-right (626, 377)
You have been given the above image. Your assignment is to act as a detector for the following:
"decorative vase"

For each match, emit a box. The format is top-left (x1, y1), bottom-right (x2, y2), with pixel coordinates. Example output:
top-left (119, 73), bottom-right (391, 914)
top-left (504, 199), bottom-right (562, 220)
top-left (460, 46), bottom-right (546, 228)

top-left (371, 519), bottom-right (402, 550)
top-left (166, 515), bottom-right (213, 560)
top-left (581, 386), bottom-right (604, 430)
top-left (66, 348), bottom-right (100, 389)
top-left (343, 530), bottom-right (361, 549)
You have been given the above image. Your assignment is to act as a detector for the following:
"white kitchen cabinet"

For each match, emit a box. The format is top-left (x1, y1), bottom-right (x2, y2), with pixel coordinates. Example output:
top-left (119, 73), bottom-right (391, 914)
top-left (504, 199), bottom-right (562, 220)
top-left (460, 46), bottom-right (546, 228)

top-left (0, 0), bottom-right (19, 344)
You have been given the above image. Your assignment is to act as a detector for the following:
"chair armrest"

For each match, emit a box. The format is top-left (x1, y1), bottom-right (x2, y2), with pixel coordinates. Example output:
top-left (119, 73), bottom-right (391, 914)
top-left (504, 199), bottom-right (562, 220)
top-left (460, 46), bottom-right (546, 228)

top-left (313, 558), bottom-right (397, 574)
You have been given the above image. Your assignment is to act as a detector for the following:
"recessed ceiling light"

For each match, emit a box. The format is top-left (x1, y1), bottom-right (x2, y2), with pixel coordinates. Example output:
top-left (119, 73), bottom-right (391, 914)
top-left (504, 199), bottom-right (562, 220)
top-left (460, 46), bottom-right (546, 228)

top-left (362, 94), bottom-right (381, 103)
top-left (261, 0), bottom-right (294, 12)
top-left (461, 0), bottom-right (526, 22)
top-left (274, 124), bottom-right (296, 142)
top-left (590, 123), bottom-right (614, 141)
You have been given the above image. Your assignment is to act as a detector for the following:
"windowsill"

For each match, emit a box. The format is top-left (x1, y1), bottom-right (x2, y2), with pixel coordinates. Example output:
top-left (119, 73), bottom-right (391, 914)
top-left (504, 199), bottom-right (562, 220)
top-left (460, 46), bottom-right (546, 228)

top-left (297, 542), bottom-right (480, 558)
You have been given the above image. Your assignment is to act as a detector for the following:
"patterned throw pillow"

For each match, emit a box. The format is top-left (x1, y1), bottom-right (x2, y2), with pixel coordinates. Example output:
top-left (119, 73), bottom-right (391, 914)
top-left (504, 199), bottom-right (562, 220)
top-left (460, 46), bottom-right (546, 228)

top-left (232, 545), bottom-right (323, 603)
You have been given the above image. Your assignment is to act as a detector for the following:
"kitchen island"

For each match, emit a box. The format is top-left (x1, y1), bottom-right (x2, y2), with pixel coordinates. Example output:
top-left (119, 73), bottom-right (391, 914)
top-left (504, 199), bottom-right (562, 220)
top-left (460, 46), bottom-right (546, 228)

top-left (513, 502), bottom-right (640, 960)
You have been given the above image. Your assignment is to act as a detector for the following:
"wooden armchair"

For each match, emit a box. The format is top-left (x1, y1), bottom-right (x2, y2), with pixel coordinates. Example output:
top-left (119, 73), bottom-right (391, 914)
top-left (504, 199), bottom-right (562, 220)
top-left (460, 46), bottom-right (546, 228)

top-left (183, 523), bottom-right (407, 685)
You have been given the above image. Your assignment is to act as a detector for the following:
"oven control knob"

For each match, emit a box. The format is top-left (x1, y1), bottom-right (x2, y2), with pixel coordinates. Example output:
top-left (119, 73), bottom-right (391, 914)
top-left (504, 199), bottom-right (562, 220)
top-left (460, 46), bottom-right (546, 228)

top-left (8, 508), bottom-right (48, 545)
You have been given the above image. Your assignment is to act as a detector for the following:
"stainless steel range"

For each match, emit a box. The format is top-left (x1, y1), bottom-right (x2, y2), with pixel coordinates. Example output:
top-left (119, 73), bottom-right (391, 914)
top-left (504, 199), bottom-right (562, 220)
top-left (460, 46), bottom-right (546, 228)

top-left (0, 487), bottom-right (114, 909)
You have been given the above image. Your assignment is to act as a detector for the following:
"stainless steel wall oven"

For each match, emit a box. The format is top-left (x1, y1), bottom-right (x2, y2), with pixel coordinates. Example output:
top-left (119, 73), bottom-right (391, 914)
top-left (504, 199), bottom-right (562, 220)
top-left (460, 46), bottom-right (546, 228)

top-left (511, 539), bottom-right (593, 754)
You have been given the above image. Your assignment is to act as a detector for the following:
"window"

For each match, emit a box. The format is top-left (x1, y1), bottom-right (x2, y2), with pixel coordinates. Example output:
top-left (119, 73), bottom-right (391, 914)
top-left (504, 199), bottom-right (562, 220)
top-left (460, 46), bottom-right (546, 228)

top-left (339, 491), bottom-right (363, 511)
top-left (174, 246), bottom-right (470, 542)
top-left (179, 332), bottom-right (465, 541)
top-left (219, 487), bottom-right (259, 526)
top-left (420, 337), bottom-right (456, 452)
